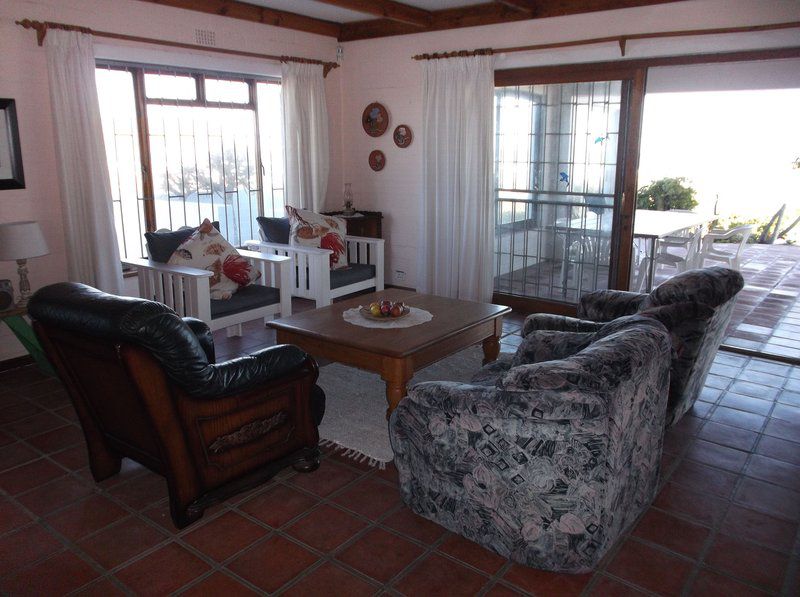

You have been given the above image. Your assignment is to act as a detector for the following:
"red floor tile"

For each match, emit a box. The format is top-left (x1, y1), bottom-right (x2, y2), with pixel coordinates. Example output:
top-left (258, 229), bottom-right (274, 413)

top-left (373, 462), bottom-right (400, 485)
top-left (286, 460), bottom-right (361, 497)
top-left (2, 411), bottom-right (67, 438)
top-left (697, 421), bottom-right (759, 451)
top-left (116, 542), bottom-right (211, 596)
top-left (107, 473), bottom-right (168, 510)
top-left (16, 475), bottom-right (94, 516)
top-left (180, 572), bottom-right (258, 596)
top-left (437, 534), bottom-right (507, 575)
top-left (744, 453), bottom-right (800, 491)
top-left (382, 506), bottom-right (447, 544)
top-left (684, 438), bottom-right (749, 472)
top-left (78, 516), bottom-right (168, 569)
top-left (606, 539), bottom-right (693, 596)
top-left (734, 477), bottom-right (800, 520)
top-left (282, 561), bottom-right (377, 597)
top-left (238, 484), bottom-right (318, 527)
top-left (704, 534), bottom-right (789, 592)
top-left (0, 550), bottom-right (98, 595)
top-left (228, 535), bottom-right (318, 593)
top-left (0, 441), bottom-right (39, 472)
top-left (45, 494), bottom-right (128, 541)
top-left (26, 425), bottom-right (84, 454)
top-left (688, 569), bottom-right (770, 596)
top-left (720, 505), bottom-right (798, 553)
top-left (331, 477), bottom-right (401, 520)
top-left (0, 401), bottom-right (42, 425)
top-left (0, 524), bottom-right (63, 573)
top-left (336, 527), bottom-right (424, 583)
top-left (395, 552), bottom-right (490, 595)
top-left (50, 444), bottom-right (90, 470)
top-left (0, 457), bottom-right (66, 494)
top-left (590, 575), bottom-right (649, 595)
top-left (756, 435), bottom-right (800, 466)
top-left (0, 497), bottom-right (33, 534)
top-left (286, 503), bottom-right (367, 551)
top-left (72, 578), bottom-right (129, 596)
top-left (184, 511), bottom-right (267, 561)
top-left (631, 509), bottom-right (710, 559)
top-left (653, 483), bottom-right (728, 526)
top-left (503, 564), bottom-right (592, 596)
top-left (670, 460), bottom-right (738, 498)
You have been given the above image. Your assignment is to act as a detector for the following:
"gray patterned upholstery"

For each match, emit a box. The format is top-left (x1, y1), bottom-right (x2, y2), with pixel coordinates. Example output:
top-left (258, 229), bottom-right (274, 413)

top-left (523, 267), bottom-right (744, 426)
top-left (389, 316), bottom-right (672, 573)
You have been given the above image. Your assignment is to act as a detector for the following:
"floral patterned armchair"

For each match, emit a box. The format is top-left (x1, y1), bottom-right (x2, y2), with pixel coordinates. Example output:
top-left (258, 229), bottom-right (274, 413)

top-left (389, 315), bottom-right (672, 573)
top-left (524, 266), bottom-right (744, 426)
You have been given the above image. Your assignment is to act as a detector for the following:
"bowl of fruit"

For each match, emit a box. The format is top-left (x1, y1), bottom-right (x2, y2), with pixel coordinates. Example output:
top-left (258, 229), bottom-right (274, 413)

top-left (360, 299), bottom-right (410, 320)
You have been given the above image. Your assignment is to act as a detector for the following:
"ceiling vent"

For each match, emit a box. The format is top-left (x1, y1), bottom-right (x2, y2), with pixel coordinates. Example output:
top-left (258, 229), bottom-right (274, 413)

top-left (195, 29), bottom-right (216, 47)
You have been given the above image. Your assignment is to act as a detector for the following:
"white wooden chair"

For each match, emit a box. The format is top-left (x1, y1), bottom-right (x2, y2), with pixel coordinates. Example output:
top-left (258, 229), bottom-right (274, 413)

top-left (246, 235), bottom-right (385, 307)
top-left (698, 224), bottom-right (754, 270)
top-left (122, 248), bottom-right (291, 337)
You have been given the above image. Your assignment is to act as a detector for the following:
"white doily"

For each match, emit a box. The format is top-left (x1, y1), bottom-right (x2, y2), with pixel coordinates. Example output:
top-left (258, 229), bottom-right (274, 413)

top-left (343, 306), bottom-right (434, 329)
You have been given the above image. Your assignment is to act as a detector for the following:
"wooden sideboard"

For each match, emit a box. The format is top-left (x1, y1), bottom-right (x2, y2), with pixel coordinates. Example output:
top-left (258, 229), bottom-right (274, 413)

top-left (323, 210), bottom-right (383, 239)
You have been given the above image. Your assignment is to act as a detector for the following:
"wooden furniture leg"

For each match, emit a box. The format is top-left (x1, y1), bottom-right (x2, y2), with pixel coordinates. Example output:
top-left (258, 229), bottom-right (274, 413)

top-left (382, 358), bottom-right (413, 419)
top-left (482, 335), bottom-right (501, 365)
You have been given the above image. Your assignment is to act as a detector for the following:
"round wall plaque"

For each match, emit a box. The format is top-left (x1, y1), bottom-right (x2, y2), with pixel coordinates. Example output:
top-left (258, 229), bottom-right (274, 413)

top-left (393, 124), bottom-right (413, 148)
top-left (369, 150), bottom-right (386, 171)
top-left (362, 102), bottom-right (389, 137)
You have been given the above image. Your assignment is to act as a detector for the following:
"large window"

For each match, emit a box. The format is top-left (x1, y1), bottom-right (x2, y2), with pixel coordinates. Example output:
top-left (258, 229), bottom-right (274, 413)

top-left (95, 63), bottom-right (284, 258)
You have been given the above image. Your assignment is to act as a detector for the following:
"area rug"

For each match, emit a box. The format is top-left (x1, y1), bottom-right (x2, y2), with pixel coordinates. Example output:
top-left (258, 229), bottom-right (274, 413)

top-left (316, 345), bottom-right (488, 468)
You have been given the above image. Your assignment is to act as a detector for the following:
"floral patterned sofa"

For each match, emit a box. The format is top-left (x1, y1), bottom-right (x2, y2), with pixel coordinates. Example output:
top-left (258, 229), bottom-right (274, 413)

top-left (524, 266), bottom-right (744, 426)
top-left (389, 315), bottom-right (672, 573)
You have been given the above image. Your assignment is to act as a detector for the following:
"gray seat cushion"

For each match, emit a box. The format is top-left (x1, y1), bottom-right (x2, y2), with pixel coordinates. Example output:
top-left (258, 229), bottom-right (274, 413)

top-left (210, 285), bottom-right (280, 319)
top-left (330, 263), bottom-right (376, 290)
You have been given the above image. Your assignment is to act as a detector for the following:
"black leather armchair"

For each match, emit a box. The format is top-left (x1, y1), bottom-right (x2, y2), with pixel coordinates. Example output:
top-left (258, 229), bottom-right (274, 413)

top-left (29, 282), bottom-right (325, 528)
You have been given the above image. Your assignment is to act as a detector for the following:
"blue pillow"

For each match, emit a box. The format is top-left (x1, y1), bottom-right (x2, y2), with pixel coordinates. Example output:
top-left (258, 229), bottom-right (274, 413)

top-left (256, 217), bottom-right (290, 245)
top-left (144, 221), bottom-right (220, 263)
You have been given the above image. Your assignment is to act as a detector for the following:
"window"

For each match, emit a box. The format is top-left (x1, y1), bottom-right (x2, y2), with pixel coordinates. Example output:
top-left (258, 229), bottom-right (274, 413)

top-left (95, 63), bottom-right (284, 259)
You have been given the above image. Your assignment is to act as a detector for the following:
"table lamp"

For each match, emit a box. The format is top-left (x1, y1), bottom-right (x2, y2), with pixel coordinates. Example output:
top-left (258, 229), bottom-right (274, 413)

top-left (0, 221), bottom-right (50, 308)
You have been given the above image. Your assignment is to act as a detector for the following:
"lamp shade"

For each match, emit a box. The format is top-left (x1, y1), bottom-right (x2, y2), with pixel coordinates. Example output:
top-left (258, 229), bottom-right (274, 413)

top-left (0, 221), bottom-right (50, 261)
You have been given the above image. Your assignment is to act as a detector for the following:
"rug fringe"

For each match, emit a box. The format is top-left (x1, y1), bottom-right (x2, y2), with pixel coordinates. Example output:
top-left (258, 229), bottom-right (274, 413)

top-left (318, 438), bottom-right (387, 470)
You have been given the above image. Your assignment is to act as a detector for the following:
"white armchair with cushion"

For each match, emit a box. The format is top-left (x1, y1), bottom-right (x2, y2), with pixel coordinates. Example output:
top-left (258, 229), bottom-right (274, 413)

top-left (246, 216), bottom-right (384, 307)
top-left (122, 222), bottom-right (291, 336)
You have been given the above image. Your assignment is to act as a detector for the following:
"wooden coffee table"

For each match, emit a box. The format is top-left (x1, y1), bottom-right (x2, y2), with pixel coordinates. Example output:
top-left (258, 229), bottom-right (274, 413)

top-left (268, 289), bottom-right (511, 417)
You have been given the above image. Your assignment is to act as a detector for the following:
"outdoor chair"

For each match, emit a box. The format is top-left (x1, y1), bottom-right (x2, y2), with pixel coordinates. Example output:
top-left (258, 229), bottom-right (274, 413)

top-left (525, 266), bottom-right (744, 426)
top-left (698, 224), bottom-right (755, 270)
top-left (122, 225), bottom-right (291, 336)
top-left (29, 282), bottom-right (325, 528)
top-left (390, 315), bottom-right (672, 572)
top-left (246, 216), bottom-right (384, 307)
top-left (653, 225), bottom-right (704, 274)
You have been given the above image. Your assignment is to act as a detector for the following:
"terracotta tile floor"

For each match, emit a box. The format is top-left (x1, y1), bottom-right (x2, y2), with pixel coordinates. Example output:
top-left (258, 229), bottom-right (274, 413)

top-left (1, 311), bottom-right (800, 595)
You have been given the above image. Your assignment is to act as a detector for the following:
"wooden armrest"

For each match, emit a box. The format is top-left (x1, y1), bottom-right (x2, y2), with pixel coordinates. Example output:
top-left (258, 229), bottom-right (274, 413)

top-left (344, 235), bottom-right (385, 245)
top-left (237, 249), bottom-right (291, 264)
top-left (121, 257), bottom-right (213, 278)
top-left (244, 240), bottom-right (333, 256)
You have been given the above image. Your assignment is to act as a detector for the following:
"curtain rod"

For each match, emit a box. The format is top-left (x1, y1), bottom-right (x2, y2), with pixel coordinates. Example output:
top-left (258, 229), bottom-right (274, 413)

top-left (413, 20), bottom-right (800, 61)
top-left (15, 19), bottom-right (340, 77)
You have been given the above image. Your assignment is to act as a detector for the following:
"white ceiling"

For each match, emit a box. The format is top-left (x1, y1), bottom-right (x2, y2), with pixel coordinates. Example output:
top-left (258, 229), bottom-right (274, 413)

top-left (245, 0), bottom-right (484, 23)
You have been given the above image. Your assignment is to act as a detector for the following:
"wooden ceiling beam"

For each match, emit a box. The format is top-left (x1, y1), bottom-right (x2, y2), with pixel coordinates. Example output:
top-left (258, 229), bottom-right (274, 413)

top-left (494, 0), bottom-right (539, 15)
top-left (136, 0), bottom-right (341, 38)
top-left (312, 0), bottom-right (432, 28)
top-left (340, 0), bottom-right (686, 41)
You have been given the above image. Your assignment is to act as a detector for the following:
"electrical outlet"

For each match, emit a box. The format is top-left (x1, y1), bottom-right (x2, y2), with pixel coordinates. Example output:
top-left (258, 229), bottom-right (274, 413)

top-left (395, 270), bottom-right (406, 281)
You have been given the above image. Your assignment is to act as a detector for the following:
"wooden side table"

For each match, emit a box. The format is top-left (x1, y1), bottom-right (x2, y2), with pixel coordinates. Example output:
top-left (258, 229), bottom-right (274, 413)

top-left (323, 210), bottom-right (383, 239)
top-left (1, 307), bottom-right (55, 375)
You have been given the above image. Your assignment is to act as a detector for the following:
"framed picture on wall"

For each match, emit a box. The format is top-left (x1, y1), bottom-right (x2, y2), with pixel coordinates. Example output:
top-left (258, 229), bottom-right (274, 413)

top-left (0, 99), bottom-right (25, 190)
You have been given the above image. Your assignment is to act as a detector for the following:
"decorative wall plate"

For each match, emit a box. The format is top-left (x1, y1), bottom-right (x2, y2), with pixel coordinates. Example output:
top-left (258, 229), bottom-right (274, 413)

top-left (369, 150), bottom-right (386, 171)
top-left (362, 102), bottom-right (389, 137)
top-left (393, 124), bottom-right (413, 148)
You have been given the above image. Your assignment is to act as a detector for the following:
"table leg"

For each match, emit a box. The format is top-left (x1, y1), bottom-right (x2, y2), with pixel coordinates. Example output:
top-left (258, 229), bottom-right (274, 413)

top-left (482, 334), bottom-right (501, 365)
top-left (381, 359), bottom-right (412, 420)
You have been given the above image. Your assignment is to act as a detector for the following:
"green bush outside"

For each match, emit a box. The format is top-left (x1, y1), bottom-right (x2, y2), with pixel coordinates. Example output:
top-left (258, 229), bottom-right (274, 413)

top-left (636, 177), bottom-right (698, 211)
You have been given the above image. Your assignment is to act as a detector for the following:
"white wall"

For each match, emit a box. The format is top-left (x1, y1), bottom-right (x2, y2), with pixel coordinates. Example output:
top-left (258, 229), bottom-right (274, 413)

top-left (334, 0), bottom-right (800, 289)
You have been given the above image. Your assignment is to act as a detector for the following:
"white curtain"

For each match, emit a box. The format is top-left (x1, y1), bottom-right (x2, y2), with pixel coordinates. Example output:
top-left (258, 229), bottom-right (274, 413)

top-left (418, 55), bottom-right (495, 302)
top-left (282, 62), bottom-right (330, 212)
top-left (44, 29), bottom-right (123, 294)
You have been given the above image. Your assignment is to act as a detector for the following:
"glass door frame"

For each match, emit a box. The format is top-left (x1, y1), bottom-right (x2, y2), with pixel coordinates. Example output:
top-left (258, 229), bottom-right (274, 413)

top-left (493, 62), bottom-right (647, 315)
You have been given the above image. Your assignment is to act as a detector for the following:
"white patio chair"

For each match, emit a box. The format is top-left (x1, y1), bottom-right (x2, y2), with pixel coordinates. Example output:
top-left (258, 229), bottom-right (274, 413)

top-left (697, 224), bottom-right (755, 270)
top-left (654, 225), bottom-right (704, 273)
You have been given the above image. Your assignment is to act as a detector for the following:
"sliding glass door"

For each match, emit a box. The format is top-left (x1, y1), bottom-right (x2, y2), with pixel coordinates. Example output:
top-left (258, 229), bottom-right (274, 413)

top-left (493, 66), bottom-right (645, 312)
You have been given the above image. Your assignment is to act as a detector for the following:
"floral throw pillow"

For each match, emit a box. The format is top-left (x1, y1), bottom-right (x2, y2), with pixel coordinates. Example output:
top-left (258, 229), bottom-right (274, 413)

top-left (167, 219), bottom-right (261, 300)
top-left (285, 206), bottom-right (348, 270)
